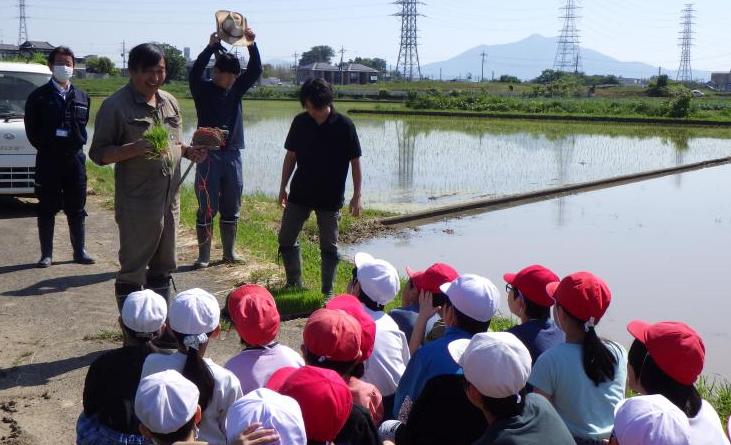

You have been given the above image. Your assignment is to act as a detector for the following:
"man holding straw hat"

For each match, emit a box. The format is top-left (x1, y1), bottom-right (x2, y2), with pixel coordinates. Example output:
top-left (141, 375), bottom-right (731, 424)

top-left (189, 10), bottom-right (262, 269)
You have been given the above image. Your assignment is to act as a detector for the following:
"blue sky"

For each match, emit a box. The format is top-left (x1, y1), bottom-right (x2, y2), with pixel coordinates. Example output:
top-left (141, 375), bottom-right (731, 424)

top-left (0, 0), bottom-right (729, 71)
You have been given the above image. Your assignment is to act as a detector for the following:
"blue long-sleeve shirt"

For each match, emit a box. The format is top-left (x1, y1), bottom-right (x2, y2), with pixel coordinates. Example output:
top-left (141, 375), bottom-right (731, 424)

top-left (393, 327), bottom-right (472, 418)
top-left (188, 43), bottom-right (262, 152)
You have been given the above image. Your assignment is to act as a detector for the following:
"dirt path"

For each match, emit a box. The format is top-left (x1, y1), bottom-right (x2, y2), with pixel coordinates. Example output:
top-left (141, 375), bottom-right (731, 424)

top-left (0, 196), bottom-right (305, 444)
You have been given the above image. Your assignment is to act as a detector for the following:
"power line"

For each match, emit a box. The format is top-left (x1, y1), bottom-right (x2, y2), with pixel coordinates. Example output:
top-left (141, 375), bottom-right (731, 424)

top-left (676, 3), bottom-right (694, 84)
top-left (553, 0), bottom-right (582, 74)
top-left (393, 0), bottom-right (423, 81)
top-left (480, 50), bottom-right (487, 82)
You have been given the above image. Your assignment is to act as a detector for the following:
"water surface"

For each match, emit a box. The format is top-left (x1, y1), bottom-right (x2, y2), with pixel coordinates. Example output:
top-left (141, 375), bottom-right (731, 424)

top-left (345, 165), bottom-right (731, 378)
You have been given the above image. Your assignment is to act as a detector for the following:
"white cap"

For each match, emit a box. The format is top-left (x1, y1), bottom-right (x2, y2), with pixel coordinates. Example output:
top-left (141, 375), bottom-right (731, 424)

top-left (439, 274), bottom-right (499, 322)
top-left (448, 332), bottom-right (531, 398)
top-left (225, 388), bottom-right (307, 445)
top-left (613, 395), bottom-right (691, 445)
top-left (121, 289), bottom-right (167, 334)
top-left (354, 252), bottom-right (400, 305)
top-left (169, 288), bottom-right (220, 335)
top-left (134, 370), bottom-right (199, 434)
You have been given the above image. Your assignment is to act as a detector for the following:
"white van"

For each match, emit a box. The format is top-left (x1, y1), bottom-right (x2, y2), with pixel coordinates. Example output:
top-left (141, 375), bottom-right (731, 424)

top-left (0, 62), bottom-right (52, 196)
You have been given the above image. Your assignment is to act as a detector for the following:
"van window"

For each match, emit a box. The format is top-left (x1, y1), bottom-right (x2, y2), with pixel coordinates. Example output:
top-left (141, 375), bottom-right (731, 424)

top-left (0, 71), bottom-right (50, 116)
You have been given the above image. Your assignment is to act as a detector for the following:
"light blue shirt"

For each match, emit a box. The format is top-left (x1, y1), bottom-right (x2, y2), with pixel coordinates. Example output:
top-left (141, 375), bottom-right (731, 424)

top-left (528, 341), bottom-right (627, 440)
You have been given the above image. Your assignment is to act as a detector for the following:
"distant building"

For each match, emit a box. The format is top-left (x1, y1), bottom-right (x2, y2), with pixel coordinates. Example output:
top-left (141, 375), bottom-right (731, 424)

top-left (296, 62), bottom-right (380, 85)
top-left (618, 77), bottom-right (648, 87)
top-left (710, 71), bottom-right (731, 91)
top-left (184, 47), bottom-right (191, 62)
top-left (0, 40), bottom-right (55, 59)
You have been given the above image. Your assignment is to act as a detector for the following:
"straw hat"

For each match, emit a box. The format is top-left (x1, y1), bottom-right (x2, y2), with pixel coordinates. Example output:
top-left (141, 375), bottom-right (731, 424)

top-left (215, 10), bottom-right (252, 47)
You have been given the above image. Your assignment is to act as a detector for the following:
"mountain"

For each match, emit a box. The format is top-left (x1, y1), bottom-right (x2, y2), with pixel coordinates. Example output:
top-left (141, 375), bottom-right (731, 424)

top-left (421, 34), bottom-right (710, 81)
top-left (264, 57), bottom-right (293, 67)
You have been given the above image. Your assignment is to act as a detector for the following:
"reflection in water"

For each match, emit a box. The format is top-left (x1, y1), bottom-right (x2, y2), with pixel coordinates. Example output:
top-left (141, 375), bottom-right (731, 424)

top-left (554, 135), bottom-right (576, 227)
top-left (345, 165), bottom-right (731, 378)
top-left (157, 102), bottom-right (731, 211)
top-left (396, 121), bottom-right (416, 194)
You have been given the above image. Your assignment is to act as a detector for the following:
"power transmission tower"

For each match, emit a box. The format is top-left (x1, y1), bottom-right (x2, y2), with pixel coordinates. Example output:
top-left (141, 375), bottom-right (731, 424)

top-left (553, 0), bottom-right (581, 74)
top-left (17, 0), bottom-right (28, 46)
top-left (480, 50), bottom-right (487, 82)
top-left (292, 52), bottom-right (299, 85)
top-left (676, 3), bottom-right (695, 84)
top-left (393, 0), bottom-right (423, 81)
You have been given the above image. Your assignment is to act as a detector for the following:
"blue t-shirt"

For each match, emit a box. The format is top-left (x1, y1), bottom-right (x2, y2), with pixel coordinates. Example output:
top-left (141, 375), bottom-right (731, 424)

top-left (528, 341), bottom-right (627, 441)
top-left (393, 326), bottom-right (471, 418)
top-left (507, 319), bottom-right (565, 364)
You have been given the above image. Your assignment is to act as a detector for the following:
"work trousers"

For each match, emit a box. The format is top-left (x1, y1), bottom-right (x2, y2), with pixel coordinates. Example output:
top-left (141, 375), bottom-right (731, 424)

top-left (278, 201), bottom-right (340, 294)
top-left (194, 151), bottom-right (243, 227)
top-left (35, 150), bottom-right (87, 220)
top-left (115, 177), bottom-right (179, 288)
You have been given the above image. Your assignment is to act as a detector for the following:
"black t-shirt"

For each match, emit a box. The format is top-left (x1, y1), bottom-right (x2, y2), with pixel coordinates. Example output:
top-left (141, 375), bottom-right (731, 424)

top-left (396, 374), bottom-right (487, 445)
top-left (82, 345), bottom-right (157, 434)
top-left (284, 108), bottom-right (361, 211)
top-left (334, 404), bottom-right (379, 445)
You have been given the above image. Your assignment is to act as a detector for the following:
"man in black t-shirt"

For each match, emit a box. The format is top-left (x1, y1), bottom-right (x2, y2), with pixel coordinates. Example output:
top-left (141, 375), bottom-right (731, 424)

top-left (277, 78), bottom-right (363, 296)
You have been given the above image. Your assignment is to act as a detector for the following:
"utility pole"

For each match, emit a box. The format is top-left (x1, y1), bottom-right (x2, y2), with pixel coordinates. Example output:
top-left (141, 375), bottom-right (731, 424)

top-left (17, 0), bottom-right (28, 46)
top-left (339, 46), bottom-right (346, 85)
top-left (439, 67), bottom-right (442, 81)
top-left (553, 0), bottom-right (582, 74)
top-left (120, 40), bottom-right (127, 70)
top-left (480, 50), bottom-right (487, 82)
top-left (393, 0), bottom-right (424, 81)
top-left (676, 3), bottom-right (695, 84)
top-left (293, 51), bottom-right (298, 85)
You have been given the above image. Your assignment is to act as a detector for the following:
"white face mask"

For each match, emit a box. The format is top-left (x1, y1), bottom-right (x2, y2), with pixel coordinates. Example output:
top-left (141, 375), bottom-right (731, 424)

top-left (52, 65), bottom-right (74, 82)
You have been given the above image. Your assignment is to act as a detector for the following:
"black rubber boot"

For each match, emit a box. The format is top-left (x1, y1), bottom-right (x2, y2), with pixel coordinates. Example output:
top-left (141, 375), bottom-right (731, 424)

top-left (220, 221), bottom-right (241, 263)
top-left (37, 216), bottom-right (54, 268)
top-left (279, 244), bottom-right (303, 288)
top-left (194, 225), bottom-right (211, 269)
top-left (115, 282), bottom-right (144, 312)
top-left (320, 250), bottom-right (339, 297)
top-left (69, 216), bottom-right (95, 264)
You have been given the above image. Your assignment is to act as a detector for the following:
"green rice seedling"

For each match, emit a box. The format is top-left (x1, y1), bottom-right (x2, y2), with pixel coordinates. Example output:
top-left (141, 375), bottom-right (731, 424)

top-left (143, 122), bottom-right (170, 159)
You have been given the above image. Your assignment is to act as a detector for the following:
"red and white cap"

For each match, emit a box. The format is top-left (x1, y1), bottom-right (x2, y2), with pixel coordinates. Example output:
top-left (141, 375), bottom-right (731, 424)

top-left (439, 274), bottom-right (499, 322)
top-left (406, 262), bottom-right (459, 294)
top-left (547, 271), bottom-right (611, 324)
top-left (276, 366), bottom-right (353, 442)
top-left (225, 388), bottom-right (306, 445)
top-left (134, 370), bottom-right (199, 434)
top-left (448, 332), bottom-right (532, 398)
top-left (303, 308), bottom-right (363, 362)
top-left (169, 288), bottom-right (220, 335)
top-left (122, 289), bottom-right (167, 335)
top-left (227, 284), bottom-right (280, 346)
top-left (325, 294), bottom-right (376, 361)
top-left (354, 252), bottom-right (400, 305)
top-left (503, 264), bottom-right (559, 307)
top-left (627, 320), bottom-right (705, 385)
top-left (613, 394), bottom-right (691, 445)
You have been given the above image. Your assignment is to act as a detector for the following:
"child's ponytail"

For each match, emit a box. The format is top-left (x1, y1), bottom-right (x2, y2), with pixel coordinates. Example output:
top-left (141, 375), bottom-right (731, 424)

top-left (581, 322), bottom-right (617, 386)
top-left (176, 332), bottom-right (215, 411)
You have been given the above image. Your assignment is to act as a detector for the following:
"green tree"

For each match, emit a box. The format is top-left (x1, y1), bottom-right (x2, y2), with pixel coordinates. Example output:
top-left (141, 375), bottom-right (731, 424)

top-left (350, 57), bottom-right (387, 72)
top-left (299, 46), bottom-right (335, 66)
top-left (154, 43), bottom-right (187, 81)
top-left (533, 69), bottom-right (564, 84)
top-left (2, 52), bottom-right (47, 65)
top-left (86, 56), bottom-right (116, 75)
top-left (498, 74), bottom-right (520, 83)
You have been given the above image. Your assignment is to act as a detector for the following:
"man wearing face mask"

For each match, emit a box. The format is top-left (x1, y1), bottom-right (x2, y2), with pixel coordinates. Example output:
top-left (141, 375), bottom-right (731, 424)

top-left (25, 46), bottom-right (94, 268)
top-left (89, 43), bottom-right (207, 311)
top-left (188, 28), bottom-right (261, 269)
